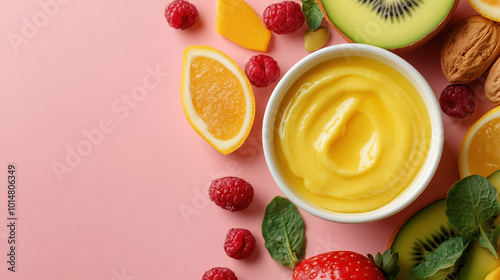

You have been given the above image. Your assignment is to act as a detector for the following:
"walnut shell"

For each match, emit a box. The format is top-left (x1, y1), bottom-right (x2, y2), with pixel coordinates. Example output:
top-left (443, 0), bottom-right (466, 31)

top-left (485, 58), bottom-right (500, 106)
top-left (441, 15), bottom-right (500, 84)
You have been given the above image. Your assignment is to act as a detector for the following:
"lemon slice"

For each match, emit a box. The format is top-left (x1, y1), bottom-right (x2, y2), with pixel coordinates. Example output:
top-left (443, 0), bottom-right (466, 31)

top-left (467, 0), bottom-right (500, 21)
top-left (180, 45), bottom-right (255, 155)
top-left (459, 106), bottom-right (500, 177)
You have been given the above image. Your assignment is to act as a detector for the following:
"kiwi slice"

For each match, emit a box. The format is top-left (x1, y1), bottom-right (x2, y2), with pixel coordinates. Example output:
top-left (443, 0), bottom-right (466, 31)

top-left (389, 171), bottom-right (500, 279)
top-left (389, 199), bottom-right (465, 279)
top-left (317, 0), bottom-right (459, 52)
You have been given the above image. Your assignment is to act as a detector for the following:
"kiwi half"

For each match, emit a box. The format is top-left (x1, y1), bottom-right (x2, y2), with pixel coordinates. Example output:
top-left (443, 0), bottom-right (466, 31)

top-left (388, 198), bottom-right (464, 279)
top-left (317, 0), bottom-right (459, 53)
top-left (389, 170), bottom-right (500, 279)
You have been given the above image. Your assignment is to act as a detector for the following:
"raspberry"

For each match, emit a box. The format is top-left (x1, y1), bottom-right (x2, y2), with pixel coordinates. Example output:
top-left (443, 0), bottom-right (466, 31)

top-left (439, 84), bottom-right (475, 118)
top-left (263, 1), bottom-right (305, 34)
top-left (245, 55), bottom-right (281, 88)
top-left (224, 228), bottom-right (256, 260)
top-left (164, 0), bottom-right (199, 30)
top-left (208, 177), bottom-right (254, 212)
top-left (202, 267), bottom-right (238, 280)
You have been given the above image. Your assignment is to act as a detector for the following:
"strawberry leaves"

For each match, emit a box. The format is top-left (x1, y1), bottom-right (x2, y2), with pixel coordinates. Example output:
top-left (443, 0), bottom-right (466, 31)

top-left (262, 196), bottom-right (306, 269)
top-left (368, 249), bottom-right (400, 280)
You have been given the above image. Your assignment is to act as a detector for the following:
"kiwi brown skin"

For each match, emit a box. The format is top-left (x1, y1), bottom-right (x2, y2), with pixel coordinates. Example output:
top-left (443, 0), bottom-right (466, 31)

top-left (316, 0), bottom-right (460, 54)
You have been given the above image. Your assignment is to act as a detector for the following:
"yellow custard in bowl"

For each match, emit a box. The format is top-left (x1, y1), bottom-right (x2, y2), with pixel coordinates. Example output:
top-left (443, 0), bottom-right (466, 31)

top-left (276, 56), bottom-right (430, 213)
top-left (263, 44), bottom-right (443, 223)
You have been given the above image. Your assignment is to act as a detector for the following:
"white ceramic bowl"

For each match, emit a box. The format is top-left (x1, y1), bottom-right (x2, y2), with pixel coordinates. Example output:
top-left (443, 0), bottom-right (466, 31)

top-left (262, 44), bottom-right (443, 223)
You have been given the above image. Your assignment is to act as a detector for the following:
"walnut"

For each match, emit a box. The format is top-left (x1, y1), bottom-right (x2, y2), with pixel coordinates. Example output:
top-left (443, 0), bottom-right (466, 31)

top-left (485, 58), bottom-right (500, 106)
top-left (441, 15), bottom-right (500, 84)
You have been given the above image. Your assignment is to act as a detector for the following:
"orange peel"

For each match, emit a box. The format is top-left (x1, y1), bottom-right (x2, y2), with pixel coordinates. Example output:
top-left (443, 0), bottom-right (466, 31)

top-left (467, 0), bottom-right (500, 21)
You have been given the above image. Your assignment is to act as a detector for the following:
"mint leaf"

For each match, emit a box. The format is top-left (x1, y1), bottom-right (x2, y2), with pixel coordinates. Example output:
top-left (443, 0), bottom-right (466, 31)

top-left (262, 196), bottom-right (306, 269)
top-left (446, 175), bottom-right (500, 258)
top-left (301, 0), bottom-right (323, 31)
top-left (478, 231), bottom-right (498, 258)
top-left (409, 236), bottom-right (470, 280)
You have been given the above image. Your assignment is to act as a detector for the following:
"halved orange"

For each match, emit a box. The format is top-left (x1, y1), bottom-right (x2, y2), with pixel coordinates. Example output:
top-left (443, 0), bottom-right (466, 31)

top-left (467, 0), bottom-right (500, 21)
top-left (459, 106), bottom-right (500, 177)
top-left (180, 45), bottom-right (255, 155)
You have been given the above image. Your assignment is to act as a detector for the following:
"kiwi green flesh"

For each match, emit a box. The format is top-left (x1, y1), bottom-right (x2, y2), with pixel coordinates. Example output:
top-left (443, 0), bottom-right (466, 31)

top-left (390, 199), bottom-right (461, 279)
top-left (390, 171), bottom-right (500, 279)
top-left (488, 169), bottom-right (500, 197)
top-left (458, 243), bottom-right (500, 280)
top-left (320, 0), bottom-right (456, 49)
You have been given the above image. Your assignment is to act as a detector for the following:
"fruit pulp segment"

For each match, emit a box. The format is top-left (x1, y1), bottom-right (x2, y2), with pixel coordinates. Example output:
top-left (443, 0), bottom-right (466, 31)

top-left (189, 56), bottom-right (246, 140)
top-left (321, 0), bottom-right (455, 49)
top-left (216, 0), bottom-right (271, 52)
top-left (467, 119), bottom-right (500, 177)
top-left (484, 0), bottom-right (500, 6)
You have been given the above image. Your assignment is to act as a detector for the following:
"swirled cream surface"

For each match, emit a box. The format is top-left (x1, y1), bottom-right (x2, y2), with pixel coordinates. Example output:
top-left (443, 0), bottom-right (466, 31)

top-left (274, 56), bottom-right (431, 213)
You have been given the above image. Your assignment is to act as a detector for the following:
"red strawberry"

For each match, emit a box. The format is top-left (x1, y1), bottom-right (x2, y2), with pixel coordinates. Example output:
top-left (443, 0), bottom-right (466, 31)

top-left (293, 250), bottom-right (398, 280)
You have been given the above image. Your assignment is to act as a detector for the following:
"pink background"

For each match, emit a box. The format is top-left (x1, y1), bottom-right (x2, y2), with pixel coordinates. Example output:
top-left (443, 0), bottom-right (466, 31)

top-left (0, 0), bottom-right (493, 279)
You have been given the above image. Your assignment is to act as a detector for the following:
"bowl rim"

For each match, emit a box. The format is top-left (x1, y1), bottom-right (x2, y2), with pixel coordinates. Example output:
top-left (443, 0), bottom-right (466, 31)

top-left (262, 43), bottom-right (444, 223)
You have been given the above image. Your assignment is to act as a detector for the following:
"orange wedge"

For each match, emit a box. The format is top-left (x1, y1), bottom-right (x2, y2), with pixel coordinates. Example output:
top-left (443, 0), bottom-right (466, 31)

top-left (467, 0), bottom-right (500, 21)
top-left (459, 106), bottom-right (500, 177)
top-left (180, 45), bottom-right (255, 155)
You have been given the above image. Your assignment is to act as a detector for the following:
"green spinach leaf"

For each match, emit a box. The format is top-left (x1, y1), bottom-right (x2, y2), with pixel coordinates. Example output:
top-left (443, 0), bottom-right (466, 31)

top-left (446, 175), bottom-right (500, 258)
top-left (301, 0), bottom-right (323, 31)
top-left (409, 236), bottom-right (471, 280)
top-left (262, 196), bottom-right (306, 269)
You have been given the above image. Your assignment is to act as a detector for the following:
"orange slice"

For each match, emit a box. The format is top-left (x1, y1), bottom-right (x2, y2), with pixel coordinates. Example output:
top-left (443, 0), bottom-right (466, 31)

top-left (216, 0), bottom-right (272, 52)
top-left (180, 45), bottom-right (255, 155)
top-left (467, 0), bottom-right (500, 21)
top-left (459, 106), bottom-right (500, 177)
